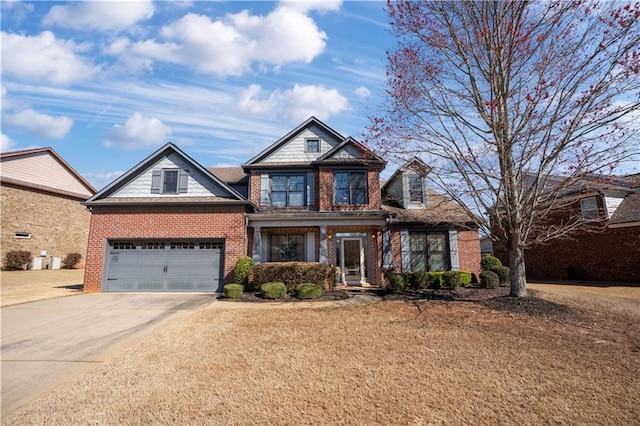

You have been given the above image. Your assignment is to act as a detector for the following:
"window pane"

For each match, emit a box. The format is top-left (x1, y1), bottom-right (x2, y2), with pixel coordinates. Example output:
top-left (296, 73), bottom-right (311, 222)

top-left (163, 170), bottom-right (178, 193)
top-left (270, 234), bottom-right (304, 261)
top-left (352, 189), bottom-right (366, 204)
top-left (429, 254), bottom-right (446, 271)
top-left (306, 139), bottom-right (319, 152)
top-left (335, 188), bottom-right (349, 204)
top-left (408, 176), bottom-right (423, 202)
top-left (271, 192), bottom-right (286, 207)
top-left (351, 173), bottom-right (366, 189)
top-left (289, 176), bottom-right (304, 191)
top-left (289, 192), bottom-right (304, 206)
top-left (411, 253), bottom-right (427, 272)
top-left (428, 234), bottom-right (446, 252)
top-left (335, 173), bottom-right (349, 189)
top-left (272, 176), bottom-right (287, 191)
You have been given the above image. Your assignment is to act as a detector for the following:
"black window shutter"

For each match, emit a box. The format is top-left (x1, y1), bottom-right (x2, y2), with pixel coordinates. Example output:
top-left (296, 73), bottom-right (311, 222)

top-left (178, 170), bottom-right (189, 193)
top-left (151, 170), bottom-right (161, 193)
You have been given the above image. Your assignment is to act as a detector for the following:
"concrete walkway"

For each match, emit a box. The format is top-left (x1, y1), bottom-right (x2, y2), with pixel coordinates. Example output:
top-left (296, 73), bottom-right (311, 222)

top-left (1, 293), bottom-right (216, 417)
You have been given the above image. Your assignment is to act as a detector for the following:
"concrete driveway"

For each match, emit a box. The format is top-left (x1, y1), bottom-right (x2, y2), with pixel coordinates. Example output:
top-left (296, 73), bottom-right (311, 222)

top-left (1, 293), bottom-right (216, 416)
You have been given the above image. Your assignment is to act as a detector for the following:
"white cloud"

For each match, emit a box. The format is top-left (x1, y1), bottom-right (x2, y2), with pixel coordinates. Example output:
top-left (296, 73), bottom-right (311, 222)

top-left (238, 84), bottom-right (349, 121)
top-left (1, 133), bottom-right (16, 152)
top-left (1, 31), bottom-right (98, 84)
top-left (82, 170), bottom-right (125, 190)
top-left (130, 2), bottom-right (335, 77)
top-left (104, 112), bottom-right (172, 150)
top-left (278, 0), bottom-right (342, 14)
top-left (355, 86), bottom-right (371, 99)
top-left (43, 1), bottom-right (154, 31)
top-left (3, 109), bottom-right (73, 139)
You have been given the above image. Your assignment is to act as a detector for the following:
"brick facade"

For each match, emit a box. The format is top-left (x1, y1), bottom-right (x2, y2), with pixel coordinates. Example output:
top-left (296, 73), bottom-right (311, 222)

top-left (318, 168), bottom-right (381, 211)
top-left (1, 184), bottom-right (91, 269)
top-left (83, 205), bottom-right (246, 292)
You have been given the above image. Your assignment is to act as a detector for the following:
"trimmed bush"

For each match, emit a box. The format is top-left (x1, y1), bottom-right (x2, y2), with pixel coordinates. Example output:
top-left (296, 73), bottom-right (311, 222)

top-left (223, 284), bottom-right (244, 299)
top-left (480, 270), bottom-right (500, 288)
top-left (252, 262), bottom-right (332, 292)
top-left (233, 256), bottom-right (253, 286)
top-left (387, 273), bottom-right (406, 294)
top-left (62, 252), bottom-right (82, 269)
top-left (427, 272), bottom-right (444, 289)
top-left (261, 282), bottom-right (287, 299)
top-left (459, 271), bottom-right (472, 286)
top-left (497, 266), bottom-right (511, 287)
top-left (481, 255), bottom-right (502, 272)
top-left (443, 271), bottom-right (463, 289)
top-left (295, 283), bottom-right (323, 300)
top-left (4, 250), bottom-right (32, 271)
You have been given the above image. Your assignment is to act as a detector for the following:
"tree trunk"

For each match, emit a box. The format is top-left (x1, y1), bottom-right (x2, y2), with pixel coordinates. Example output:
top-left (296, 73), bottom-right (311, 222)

top-left (509, 246), bottom-right (527, 297)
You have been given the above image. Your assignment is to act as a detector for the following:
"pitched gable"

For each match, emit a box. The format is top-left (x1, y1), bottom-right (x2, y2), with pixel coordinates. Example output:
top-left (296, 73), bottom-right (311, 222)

top-left (85, 143), bottom-right (247, 205)
top-left (243, 117), bottom-right (345, 166)
top-left (315, 137), bottom-right (386, 166)
top-left (0, 147), bottom-right (95, 199)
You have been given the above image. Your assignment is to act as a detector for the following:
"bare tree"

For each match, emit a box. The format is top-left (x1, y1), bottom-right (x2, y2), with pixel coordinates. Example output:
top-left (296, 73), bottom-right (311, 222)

top-left (368, 0), bottom-right (640, 297)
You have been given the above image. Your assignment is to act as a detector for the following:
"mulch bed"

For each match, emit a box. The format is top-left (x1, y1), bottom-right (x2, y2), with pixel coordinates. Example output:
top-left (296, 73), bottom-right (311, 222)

top-left (221, 285), bottom-right (576, 319)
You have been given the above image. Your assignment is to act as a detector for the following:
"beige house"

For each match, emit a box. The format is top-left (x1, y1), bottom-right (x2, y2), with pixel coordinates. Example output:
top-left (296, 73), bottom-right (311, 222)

top-left (0, 147), bottom-right (96, 269)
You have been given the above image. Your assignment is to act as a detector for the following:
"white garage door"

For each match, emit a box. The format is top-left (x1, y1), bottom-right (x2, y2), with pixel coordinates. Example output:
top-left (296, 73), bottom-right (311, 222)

top-left (104, 240), bottom-right (224, 292)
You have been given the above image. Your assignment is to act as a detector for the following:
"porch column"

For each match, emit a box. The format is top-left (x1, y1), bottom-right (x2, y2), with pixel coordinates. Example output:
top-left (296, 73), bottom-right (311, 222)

top-left (252, 226), bottom-right (262, 264)
top-left (319, 226), bottom-right (328, 265)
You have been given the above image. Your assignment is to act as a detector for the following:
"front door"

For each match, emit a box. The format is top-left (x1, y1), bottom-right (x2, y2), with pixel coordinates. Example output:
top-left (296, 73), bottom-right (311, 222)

top-left (340, 238), bottom-right (366, 285)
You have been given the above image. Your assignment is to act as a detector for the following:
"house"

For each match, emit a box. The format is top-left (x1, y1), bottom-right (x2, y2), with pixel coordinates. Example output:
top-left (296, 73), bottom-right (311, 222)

top-left (83, 117), bottom-right (481, 293)
top-left (0, 147), bottom-right (96, 269)
top-left (497, 174), bottom-right (640, 283)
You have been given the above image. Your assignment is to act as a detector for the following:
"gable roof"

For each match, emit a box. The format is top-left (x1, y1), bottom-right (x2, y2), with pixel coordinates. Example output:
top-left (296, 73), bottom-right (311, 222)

top-left (314, 137), bottom-right (386, 167)
top-left (84, 143), bottom-right (249, 206)
top-left (0, 147), bottom-right (96, 200)
top-left (381, 157), bottom-right (431, 192)
top-left (243, 116), bottom-right (345, 167)
top-left (383, 189), bottom-right (477, 227)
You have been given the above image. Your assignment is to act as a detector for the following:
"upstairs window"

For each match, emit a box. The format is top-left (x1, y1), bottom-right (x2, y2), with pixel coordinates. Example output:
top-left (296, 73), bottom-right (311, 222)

top-left (408, 176), bottom-right (424, 202)
top-left (580, 197), bottom-right (599, 221)
top-left (271, 175), bottom-right (305, 207)
top-left (305, 138), bottom-right (320, 153)
top-left (151, 169), bottom-right (189, 194)
top-left (334, 171), bottom-right (367, 205)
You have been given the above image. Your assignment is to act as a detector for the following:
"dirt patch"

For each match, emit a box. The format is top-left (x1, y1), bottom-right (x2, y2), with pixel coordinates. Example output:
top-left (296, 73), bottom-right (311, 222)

top-left (5, 285), bottom-right (639, 425)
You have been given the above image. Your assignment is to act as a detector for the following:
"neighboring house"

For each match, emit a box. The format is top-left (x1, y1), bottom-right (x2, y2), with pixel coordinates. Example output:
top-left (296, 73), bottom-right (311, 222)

top-left (497, 174), bottom-right (640, 283)
top-left (83, 117), bottom-right (481, 293)
top-left (0, 147), bottom-right (96, 269)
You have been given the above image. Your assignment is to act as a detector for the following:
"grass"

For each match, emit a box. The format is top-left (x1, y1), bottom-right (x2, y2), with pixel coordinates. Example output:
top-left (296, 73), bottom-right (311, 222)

top-left (0, 269), bottom-right (84, 307)
top-left (4, 286), bottom-right (639, 425)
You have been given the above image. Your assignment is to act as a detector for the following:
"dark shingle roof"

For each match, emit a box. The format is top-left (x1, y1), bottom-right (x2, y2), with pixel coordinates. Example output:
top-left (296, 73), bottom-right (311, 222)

top-left (207, 167), bottom-right (248, 184)
top-left (383, 189), bottom-right (476, 226)
top-left (609, 191), bottom-right (640, 224)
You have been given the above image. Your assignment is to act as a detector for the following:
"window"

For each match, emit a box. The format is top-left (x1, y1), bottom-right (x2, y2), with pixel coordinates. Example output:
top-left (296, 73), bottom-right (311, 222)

top-left (334, 171), bottom-right (367, 205)
top-left (151, 169), bottom-right (188, 194)
top-left (199, 241), bottom-right (224, 250)
top-left (170, 242), bottom-right (195, 250)
top-left (270, 234), bottom-right (305, 261)
top-left (271, 175), bottom-right (305, 207)
top-left (141, 242), bottom-right (165, 250)
top-left (408, 176), bottom-right (424, 202)
top-left (163, 170), bottom-right (178, 193)
top-left (112, 241), bottom-right (136, 250)
top-left (580, 197), bottom-right (599, 221)
top-left (14, 232), bottom-right (31, 239)
top-left (409, 232), bottom-right (448, 272)
top-left (306, 138), bottom-right (320, 152)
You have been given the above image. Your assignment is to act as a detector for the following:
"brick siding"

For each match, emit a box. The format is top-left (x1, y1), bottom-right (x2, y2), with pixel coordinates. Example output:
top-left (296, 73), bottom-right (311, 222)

top-left (83, 205), bottom-right (246, 292)
top-left (1, 184), bottom-right (91, 269)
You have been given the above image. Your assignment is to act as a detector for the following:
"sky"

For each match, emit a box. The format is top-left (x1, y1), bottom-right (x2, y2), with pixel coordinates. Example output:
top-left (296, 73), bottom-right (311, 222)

top-left (1, 0), bottom-right (395, 189)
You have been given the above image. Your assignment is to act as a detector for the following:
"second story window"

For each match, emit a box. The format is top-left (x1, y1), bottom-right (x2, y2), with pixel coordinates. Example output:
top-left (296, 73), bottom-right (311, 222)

top-left (580, 197), bottom-right (599, 221)
top-left (271, 175), bottom-right (305, 207)
top-left (163, 170), bottom-right (179, 193)
top-left (151, 169), bottom-right (189, 194)
top-left (306, 138), bottom-right (320, 152)
top-left (408, 176), bottom-right (424, 202)
top-left (334, 171), bottom-right (367, 205)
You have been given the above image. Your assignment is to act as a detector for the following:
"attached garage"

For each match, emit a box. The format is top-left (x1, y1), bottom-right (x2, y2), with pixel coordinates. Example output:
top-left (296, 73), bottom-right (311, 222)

top-left (104, 240), bottom-right (224, 292)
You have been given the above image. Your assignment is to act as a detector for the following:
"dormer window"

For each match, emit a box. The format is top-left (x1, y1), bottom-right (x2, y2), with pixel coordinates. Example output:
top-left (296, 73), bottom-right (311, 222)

top-left (408, 176), bottom-right (424, 202)
top-left (151, 169), bottom-right (189, 194)
top-left (580, 197), bottom-right (599, 221)
top-left (305, 138), bottom-right (320, 153)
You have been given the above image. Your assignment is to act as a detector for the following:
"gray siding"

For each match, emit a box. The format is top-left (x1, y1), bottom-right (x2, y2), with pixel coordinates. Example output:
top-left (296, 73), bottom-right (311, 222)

top-left (112, 153), bottom-right (231, 198)
top-left (332, 144), bottom-right (363, 160)
top-left (261, 125), bottom-right (342, 163)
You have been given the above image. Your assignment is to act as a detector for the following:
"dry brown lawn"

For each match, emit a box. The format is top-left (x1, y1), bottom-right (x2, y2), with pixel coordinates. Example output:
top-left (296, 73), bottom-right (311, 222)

top-left (0, 269), bottom-right (84, 307)
top-left (4, 286), bottom-right (639, 425)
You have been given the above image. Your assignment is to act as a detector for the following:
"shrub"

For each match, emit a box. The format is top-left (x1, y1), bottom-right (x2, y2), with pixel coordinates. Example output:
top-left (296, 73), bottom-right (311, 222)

top-left (233, 256), bottom-right (253, 286)
top-left (62, 252), bottom-right (82, 269)
top-left (497, 266), bottom-right (511, 287)
top-left (4, 250), bottom-right (32, 271)
top-left (295, 283), bottom-right (323, 300)
top-left (481, 255), bottom-right (502, 272)
top-left (261, 282), bottom-right (287, 299)
top-left (443, 271), bottom-right (463, 289)
top-left (252, 262), bottom-right (332, 292)
top-left (223, 284), bottom-right (244, 299)
top-left (387, 273), bottom-right (406, 294)
top-left (427, 272), bottom-right (444, 289)
top-left (480, 270), bottom-right (500, 288)
top-left (459, 271), bottom-right (472, 286)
